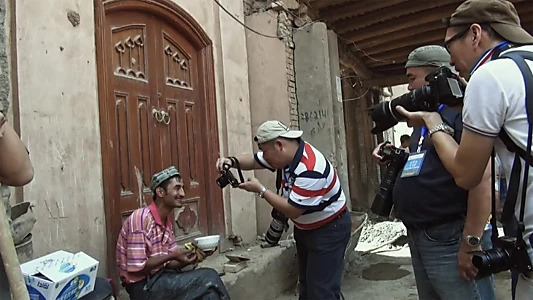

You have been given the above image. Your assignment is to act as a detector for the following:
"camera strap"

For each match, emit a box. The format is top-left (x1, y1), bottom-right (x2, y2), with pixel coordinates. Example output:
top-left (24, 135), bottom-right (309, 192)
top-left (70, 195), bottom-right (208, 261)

top-left (228, 156), bottom-right (245, 184)
top-left (276, 169), bottom-right (282, 195)
top-left (493, 51), bottom-right (533, 250)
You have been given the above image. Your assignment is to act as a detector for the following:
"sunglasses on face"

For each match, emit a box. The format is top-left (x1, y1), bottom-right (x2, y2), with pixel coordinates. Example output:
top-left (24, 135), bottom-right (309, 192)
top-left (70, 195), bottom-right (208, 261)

top-left (444, 26), bottom-right (471, 53)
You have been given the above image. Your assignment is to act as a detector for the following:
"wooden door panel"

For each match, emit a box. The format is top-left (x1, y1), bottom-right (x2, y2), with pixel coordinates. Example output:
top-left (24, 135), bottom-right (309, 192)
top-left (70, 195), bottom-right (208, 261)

top-left (184, 101), bottom-right (199, 185)
top-left (157, 23), bottom-right (208, 240)
top-left (114, 92), bottom-right (155, 214)
top-left (107, 13), bottom-right (161, 221)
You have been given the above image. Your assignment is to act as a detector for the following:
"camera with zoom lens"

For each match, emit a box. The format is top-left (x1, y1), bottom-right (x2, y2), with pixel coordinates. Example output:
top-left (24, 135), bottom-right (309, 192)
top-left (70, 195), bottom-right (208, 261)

top-left (368, 66), bottom-right (465, 134)
top-left (371, 142), bottom-right (409, 217)
top-left (470, 235), bottom-right (533, 279)
top-left (264, 208), bottom-right (290, 246)
top-left (216, 157), bottom-right (245, 188)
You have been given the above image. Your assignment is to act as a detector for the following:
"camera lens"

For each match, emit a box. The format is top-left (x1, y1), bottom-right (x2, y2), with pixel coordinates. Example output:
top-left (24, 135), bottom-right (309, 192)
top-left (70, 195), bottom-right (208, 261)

top-left (371, 162), bottom-right (401, 217)
top-left (471, 248), bottom-right (512, 278)
top-left (265, 219), bottom-right (286, 245)
top-left (216, 176), bottom-right (229, 188)
top-left (368, 91), bottom-right (418, 134)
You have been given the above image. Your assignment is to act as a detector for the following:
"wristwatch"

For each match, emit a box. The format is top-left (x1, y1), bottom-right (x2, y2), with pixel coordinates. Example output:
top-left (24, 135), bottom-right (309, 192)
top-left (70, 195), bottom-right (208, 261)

top-left (258, 186), bottom-right (268, 198)
top-left (463, 234), bottom-right (481, 247)
top-left (428, 123), bottom-right (454, 137)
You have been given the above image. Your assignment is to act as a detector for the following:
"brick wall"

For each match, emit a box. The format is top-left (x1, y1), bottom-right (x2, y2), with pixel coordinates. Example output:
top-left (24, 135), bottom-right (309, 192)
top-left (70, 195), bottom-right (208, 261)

top-left (277, 11), bottom-right (299, 130)
top-left (244, 2), bottom-right (299, 130)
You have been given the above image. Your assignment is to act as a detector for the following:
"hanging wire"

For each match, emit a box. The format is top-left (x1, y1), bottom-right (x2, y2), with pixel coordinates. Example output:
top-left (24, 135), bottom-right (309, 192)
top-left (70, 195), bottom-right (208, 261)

top-left (213, 0), bottom-right (316, 39)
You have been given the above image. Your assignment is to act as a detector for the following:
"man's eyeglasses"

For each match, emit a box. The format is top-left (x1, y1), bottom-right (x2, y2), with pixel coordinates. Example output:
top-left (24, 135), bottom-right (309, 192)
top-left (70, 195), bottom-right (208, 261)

top-left (444, 26), bottom-right (471, 53)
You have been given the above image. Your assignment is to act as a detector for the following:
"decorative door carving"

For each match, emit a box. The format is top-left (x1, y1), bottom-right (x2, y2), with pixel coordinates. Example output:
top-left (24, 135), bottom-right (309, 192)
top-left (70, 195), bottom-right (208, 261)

top-left (97, 0), bottom-right (223, 280)
top-left (106, 11), bottom-right (159, 218)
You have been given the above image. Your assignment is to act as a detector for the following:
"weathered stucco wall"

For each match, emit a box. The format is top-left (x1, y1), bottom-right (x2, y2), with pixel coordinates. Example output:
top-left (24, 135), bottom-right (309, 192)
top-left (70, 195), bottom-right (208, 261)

top-left (245, 12), bottom-right (291, 235)
top-left (16, 0), bottom-right (256, 276)
top-left (17, 0), bottom-right (107, 274)
top-left (180, 0), bottom-right (256, 242)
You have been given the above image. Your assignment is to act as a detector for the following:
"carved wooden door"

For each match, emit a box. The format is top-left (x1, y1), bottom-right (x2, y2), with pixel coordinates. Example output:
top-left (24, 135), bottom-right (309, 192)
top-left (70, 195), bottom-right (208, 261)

top-left (104, 11), bottom-right (161, 223)
top-left (103, 11), bottom-right (209, 247)
top-left (155, 20), bottom-right (208, 239)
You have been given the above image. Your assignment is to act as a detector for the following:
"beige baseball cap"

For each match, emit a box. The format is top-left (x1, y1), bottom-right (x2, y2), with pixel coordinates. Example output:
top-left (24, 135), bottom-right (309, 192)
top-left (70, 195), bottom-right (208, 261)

top-left (254, 120), bottom-right (303, 144)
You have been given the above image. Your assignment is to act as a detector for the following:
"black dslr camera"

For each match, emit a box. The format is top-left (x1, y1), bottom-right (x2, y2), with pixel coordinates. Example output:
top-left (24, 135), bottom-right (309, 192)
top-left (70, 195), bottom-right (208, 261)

top-left (371, 142), bottom-right (409, 217)
top-left (470, 235), bottom-right (533, 279)
top-left (216, 156), bottom-right (245, 188)
top-left (368, 66), bottom-right (465, 134)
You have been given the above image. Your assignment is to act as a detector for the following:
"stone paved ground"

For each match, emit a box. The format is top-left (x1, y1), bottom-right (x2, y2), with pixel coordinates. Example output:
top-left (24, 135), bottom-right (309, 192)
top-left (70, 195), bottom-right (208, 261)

top-left (275, 243), bottom-right (513, 300)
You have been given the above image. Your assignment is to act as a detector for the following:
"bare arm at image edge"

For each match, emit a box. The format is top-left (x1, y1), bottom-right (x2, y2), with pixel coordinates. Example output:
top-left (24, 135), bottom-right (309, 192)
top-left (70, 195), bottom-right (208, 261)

top-left (0, 121), bottom-right (34, 186)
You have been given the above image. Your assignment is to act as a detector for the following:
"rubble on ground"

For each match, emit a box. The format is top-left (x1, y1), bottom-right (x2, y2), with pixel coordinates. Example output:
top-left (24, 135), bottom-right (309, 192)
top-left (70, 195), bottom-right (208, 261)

top-left (359, 220), bottom-right (407, 246)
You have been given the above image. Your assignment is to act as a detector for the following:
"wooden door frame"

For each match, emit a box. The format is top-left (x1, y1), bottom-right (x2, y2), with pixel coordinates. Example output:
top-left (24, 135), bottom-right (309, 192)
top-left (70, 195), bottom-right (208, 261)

top-left (94, 0), bottom-right (225, 279)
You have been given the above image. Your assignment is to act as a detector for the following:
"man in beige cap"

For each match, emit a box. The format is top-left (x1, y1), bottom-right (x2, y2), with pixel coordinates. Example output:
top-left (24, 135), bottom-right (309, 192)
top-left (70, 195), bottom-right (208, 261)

top-left (216, 120), bottom-right (351, 300)
top-left (396, 1), bottom-right (533, 299)
top-left (372, 45), bottom-right (495, 300)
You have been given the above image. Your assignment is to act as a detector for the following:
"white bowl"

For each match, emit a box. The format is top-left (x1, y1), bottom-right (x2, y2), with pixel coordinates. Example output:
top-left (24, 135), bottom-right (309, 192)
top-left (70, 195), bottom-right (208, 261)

top-left (194, 235), bottom-right (220, 251)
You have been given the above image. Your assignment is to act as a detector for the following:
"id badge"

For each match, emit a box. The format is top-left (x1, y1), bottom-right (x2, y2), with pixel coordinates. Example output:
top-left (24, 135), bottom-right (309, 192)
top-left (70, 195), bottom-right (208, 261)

top-left (400, 151), bottom-right (427, 178)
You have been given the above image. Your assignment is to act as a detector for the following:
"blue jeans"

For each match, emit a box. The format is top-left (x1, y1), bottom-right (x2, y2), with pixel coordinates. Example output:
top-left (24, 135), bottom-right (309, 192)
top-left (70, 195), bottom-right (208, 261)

top-left (294, 211), bottom-right (351, 300)
top-left (407, 220), bottom-right (495, 300)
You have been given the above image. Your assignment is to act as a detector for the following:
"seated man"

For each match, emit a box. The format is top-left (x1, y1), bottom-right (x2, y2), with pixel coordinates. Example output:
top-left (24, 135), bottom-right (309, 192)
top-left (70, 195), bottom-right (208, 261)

top-left (116, 166), bottom-right (230, 300)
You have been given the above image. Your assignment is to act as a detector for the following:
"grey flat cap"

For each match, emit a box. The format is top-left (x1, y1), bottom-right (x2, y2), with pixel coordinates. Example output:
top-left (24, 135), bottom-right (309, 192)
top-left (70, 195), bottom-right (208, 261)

top-left (150, 166), bottom-right (180, 192)
top-left (405, 45), bottom-right (452, 69)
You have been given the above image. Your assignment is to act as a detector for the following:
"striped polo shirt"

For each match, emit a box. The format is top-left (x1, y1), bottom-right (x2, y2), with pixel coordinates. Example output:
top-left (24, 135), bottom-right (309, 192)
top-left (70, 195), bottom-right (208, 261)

top-left (255, 139), bottom-right (346, 230)
top-left (116, 201), bottom-right (178, 284)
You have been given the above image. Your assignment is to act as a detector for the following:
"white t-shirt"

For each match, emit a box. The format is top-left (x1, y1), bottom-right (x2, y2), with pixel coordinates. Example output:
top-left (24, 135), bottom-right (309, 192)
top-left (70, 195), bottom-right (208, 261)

top-left (463, 45), bottom-right (533, 261)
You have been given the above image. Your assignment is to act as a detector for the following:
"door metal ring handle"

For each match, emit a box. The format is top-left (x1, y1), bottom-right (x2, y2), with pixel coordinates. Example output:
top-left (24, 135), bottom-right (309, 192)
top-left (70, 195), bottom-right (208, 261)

top-left (152, 108), bottom-right (163, 123)
top-left (162, 110), bottom-right (171, 125)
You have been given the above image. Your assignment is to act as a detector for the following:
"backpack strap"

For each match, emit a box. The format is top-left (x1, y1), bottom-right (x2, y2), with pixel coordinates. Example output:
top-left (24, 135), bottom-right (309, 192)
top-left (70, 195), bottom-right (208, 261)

top-left (494, 51), bottom-right (533, 224)
top-left (439, 106), bottom-right (462, 143)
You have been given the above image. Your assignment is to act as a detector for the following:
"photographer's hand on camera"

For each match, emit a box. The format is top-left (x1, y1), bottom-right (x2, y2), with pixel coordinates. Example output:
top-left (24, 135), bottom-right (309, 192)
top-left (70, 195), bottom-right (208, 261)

top-left (458, 242), bottom-right (480, 281)
top-left (237, 177), bottom-right (264, 193)
top-left (372, 142), bottom-right (391, 166)
top-left (216, 157), bottom-right (234, 171)
top-left (395, 106), bottom-right (444, 130)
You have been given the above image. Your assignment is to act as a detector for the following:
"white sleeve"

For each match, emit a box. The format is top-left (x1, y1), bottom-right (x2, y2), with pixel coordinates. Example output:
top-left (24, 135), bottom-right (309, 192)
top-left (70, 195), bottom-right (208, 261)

top-left (462, 64), bottom-right (508, 138)
top-left (254, 151), bottom-right (275, 172)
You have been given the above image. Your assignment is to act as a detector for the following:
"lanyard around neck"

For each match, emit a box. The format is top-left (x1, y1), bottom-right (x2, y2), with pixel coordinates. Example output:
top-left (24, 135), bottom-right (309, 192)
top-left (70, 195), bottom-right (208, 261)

top-left (417, 104), bottom-right (445, 153)
top-left (469, 41), bottom-right (511, 75)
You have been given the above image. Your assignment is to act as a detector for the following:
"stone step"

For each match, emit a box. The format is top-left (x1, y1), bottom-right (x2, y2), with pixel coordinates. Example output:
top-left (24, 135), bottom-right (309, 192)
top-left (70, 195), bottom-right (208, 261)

top-left (201, 243), bottom-right (298, 300)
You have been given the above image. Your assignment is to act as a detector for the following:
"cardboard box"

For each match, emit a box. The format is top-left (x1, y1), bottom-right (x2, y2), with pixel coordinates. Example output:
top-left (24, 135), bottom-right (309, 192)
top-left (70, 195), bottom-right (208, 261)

top-left (20, 250), bottom-right (99, 300)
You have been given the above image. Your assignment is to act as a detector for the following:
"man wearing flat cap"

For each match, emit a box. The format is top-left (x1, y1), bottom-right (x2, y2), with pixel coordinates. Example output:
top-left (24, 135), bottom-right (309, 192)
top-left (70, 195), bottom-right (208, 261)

top-left (216, 120), bottom-right (351, 300)
top-left (372, 45), bottom-right (495, 300)
top-left (116, 166), bottom-right (229, 300)
top-left (396, 1), bottom-right (533, 299)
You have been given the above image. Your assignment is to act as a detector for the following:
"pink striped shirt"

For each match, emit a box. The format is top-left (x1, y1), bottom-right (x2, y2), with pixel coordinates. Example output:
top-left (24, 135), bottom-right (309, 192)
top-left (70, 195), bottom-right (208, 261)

top-left (116, 202), bottom-right (178, 284)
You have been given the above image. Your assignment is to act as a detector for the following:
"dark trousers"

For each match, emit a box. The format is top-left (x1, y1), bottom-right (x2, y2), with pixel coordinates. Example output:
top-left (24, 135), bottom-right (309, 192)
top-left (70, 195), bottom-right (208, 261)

top-left (294, 211), bottom-right (351, 300)
top-left (124, 268), bottom-right (230, 300)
